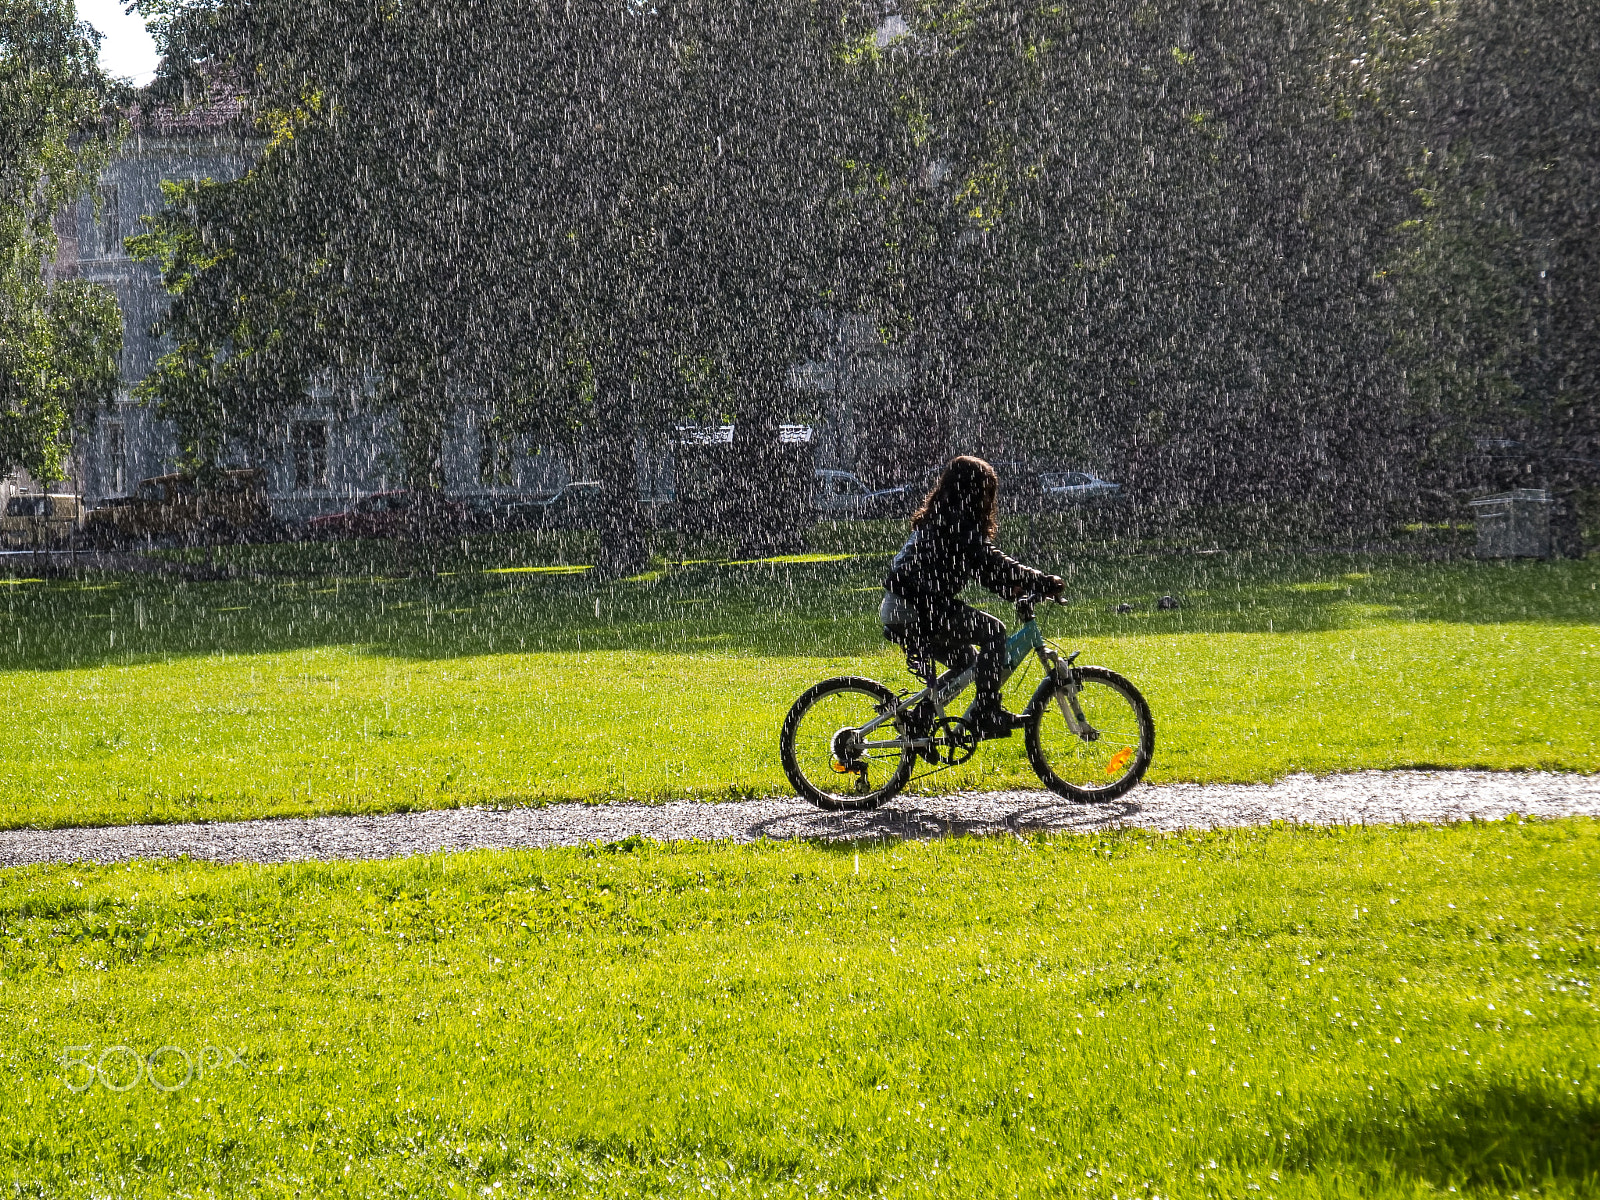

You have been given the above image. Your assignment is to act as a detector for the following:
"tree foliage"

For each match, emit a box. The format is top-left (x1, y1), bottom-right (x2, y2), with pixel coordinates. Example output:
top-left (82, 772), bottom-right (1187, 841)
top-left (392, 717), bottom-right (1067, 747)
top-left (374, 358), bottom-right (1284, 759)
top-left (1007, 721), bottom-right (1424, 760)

top-left (0, 0), bottom-right (122, 483)
top-left (131, 0), bottom-right (1597, 549)
top-left (1386, 0), bottom-right (1600, 526)
top-left (135, 0), bottom-right (892, 560)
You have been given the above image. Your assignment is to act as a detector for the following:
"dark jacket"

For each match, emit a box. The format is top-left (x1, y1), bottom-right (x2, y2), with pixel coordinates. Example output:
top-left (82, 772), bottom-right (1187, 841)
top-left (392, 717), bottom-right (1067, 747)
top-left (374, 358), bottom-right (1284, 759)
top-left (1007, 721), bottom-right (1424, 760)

top-left (883, 514), bottom-right (1051, 603)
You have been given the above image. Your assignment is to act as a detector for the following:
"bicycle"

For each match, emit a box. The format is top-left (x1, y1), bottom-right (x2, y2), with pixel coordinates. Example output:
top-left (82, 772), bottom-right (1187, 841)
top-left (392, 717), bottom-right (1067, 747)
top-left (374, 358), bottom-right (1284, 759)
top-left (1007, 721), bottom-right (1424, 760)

top-left (779, 594), bottom-right (1154, 810)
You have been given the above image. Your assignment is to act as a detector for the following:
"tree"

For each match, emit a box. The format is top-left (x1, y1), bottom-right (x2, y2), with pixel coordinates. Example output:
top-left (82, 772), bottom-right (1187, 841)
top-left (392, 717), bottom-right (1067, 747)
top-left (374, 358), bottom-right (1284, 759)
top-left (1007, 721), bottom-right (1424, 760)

top-left (629, 0), bottom-right (889, 553)
top-left (134, 0), bottom-right (1597, 556)
top-left (855, 0), bottom-right (1421, 535)
top-left (0, 0), bottom-right (122, 484)
top-left (1386, 0), bottom-right (1600, 549)
top-left (134, 0), bottom-right (884, 565)
top-left (137, 0), bottom-right (717, 566)
top-left (133, 0), bottom-right (613, 494)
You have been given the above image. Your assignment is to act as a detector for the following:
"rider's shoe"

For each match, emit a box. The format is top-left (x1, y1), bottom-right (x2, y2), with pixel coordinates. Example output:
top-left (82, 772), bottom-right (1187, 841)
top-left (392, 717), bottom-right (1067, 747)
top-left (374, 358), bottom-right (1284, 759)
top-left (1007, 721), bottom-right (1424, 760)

top-left (967, 696), bottom-right (1019, 740)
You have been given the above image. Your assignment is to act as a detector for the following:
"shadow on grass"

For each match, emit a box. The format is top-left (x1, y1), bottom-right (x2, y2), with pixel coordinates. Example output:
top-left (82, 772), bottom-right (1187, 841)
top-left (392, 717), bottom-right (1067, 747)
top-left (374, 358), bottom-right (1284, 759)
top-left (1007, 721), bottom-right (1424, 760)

top-left (2, 538), bottom-right (1595, 673)
top-left (1278, 1082), bottom-right (1600, 1194)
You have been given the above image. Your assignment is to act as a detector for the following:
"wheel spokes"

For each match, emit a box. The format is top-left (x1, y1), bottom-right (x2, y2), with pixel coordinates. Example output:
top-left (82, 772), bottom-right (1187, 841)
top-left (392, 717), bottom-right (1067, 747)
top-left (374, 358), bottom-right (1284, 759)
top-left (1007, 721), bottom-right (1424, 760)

top-left (793, 688), bottom-right (908, 799)
top-left (1038, 681), bottom-right (1146, 788)
top-left (1077, 732), bottom-right (1141, 748)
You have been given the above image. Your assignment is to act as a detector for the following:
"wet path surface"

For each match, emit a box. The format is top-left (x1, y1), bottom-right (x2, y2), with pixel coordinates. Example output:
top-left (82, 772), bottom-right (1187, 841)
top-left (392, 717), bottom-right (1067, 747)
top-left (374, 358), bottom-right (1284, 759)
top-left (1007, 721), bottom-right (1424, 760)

top-left (1, 770), bottom-right (1595, 867)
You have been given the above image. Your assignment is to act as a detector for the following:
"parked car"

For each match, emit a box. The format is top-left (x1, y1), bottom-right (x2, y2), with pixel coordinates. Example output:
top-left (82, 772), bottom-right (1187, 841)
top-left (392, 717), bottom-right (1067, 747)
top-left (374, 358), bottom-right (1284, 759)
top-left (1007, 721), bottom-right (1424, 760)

top-left (814, 470), bottom-right (915, 520)
top-left (85, 469), bottom-right (270, 547)
top-left (1, 493), bottom-right (83, 549)
top-left (1039, 470), bottom-right (1122, 503)
top-left (305, 490), bottom-right (469, 540)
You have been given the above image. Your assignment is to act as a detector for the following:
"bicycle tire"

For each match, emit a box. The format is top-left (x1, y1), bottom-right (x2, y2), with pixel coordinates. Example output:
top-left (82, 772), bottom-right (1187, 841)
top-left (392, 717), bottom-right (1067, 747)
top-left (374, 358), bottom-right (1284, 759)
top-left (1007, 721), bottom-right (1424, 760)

top-left (780, 676), bottom-right (915, 811)
top-left (1024, 666), bottom-right (1154, 802)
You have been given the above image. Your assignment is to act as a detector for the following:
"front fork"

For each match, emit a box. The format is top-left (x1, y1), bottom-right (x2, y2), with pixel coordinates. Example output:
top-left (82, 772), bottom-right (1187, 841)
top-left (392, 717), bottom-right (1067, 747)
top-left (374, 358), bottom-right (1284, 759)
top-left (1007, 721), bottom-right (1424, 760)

top-left (1037, 647), bottom-right (1096, 740)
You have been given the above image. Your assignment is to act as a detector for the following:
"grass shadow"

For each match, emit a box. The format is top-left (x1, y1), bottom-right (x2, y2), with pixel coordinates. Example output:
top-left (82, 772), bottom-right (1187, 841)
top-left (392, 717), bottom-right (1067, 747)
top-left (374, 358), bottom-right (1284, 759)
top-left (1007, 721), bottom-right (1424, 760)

top-left (2, 534), bottom-right (1596, 673)
top-left (1275, 1081), bottom-right (1600, 1194)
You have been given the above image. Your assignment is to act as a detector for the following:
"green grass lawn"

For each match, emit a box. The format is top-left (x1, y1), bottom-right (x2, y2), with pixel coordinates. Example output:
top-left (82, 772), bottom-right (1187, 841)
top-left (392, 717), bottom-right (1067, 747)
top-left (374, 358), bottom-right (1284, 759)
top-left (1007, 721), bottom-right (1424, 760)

top-left (2, 818), bottom-right (1594, 1197)
top-left (0, 539), bottom-right (1595, 828)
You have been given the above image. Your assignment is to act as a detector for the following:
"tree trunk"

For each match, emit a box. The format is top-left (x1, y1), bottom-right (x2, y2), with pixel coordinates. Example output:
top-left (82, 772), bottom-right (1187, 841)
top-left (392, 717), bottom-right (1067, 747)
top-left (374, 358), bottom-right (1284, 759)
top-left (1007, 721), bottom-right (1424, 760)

top-left (591, 368), bottom-right (648, 576)
top-left (395, 371), bottom-right (449, 572)
top-left (728, 351), bottom-right (810, 558)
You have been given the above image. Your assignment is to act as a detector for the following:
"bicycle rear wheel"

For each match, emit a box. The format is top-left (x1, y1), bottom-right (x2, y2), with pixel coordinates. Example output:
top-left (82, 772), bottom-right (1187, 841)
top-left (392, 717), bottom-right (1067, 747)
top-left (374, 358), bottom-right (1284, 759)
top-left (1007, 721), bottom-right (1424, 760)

top-left (1025, 666), bottom-right (1153, 801)
top-left (780, 677), bottom-right (915, 811)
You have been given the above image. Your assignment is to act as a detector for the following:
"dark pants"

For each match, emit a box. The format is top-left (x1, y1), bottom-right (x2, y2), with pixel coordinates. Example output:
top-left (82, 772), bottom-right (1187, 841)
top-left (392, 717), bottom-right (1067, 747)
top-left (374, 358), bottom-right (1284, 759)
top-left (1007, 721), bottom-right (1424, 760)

top-left (887, 598), bottom-right (1008, 706)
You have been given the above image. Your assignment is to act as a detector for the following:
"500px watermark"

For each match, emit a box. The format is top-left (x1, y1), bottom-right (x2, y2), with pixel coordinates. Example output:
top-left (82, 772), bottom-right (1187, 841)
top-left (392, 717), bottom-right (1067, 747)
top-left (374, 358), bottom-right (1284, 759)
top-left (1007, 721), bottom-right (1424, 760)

top-left (59, 1044), bottom-right (244, 1093)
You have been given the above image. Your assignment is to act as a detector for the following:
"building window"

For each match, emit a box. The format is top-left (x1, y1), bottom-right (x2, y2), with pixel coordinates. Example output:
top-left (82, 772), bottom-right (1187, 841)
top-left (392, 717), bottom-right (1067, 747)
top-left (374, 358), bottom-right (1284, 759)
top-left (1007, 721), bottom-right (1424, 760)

top-left (105, 421), bottom-right (126, 494)
top-left (97, 185), bottom-right (120, 258)
top-left (291, 421), bottom-right (329, 489)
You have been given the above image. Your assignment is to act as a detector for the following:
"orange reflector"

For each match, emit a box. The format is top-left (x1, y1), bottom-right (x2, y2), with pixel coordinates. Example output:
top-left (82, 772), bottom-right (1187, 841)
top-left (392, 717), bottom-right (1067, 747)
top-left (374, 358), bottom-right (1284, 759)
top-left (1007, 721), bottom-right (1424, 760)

top-left (830, 760), bottom-right (854, 774)
top-left (1105, 747), bottom-right (1134, 775)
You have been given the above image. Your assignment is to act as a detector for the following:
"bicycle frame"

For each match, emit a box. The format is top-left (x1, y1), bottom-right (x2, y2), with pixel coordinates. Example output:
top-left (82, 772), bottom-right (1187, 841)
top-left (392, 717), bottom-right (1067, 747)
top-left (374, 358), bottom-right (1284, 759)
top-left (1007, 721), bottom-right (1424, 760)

top-left (854, 596), bottom-right (1094, 752)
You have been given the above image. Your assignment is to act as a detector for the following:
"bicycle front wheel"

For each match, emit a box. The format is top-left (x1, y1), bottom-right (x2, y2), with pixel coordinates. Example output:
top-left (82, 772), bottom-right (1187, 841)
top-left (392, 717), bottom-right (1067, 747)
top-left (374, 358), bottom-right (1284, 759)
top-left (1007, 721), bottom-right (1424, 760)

top-left (780, 676), bottom-right (915, 811)
top-left (1025, 666), bottom-right (1154, 802)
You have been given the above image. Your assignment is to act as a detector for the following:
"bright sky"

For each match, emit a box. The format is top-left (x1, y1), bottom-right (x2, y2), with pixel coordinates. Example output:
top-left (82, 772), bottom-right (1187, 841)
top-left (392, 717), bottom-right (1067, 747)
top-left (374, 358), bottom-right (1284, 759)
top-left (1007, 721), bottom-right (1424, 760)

top-left (77, 0), bottom-right (160, 86)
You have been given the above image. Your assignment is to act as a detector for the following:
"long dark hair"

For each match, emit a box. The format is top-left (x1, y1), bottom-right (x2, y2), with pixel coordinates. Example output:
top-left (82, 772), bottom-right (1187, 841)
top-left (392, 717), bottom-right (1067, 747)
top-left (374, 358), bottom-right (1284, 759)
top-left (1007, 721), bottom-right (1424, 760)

top-left (912, 455), bottom-right (1000, 540)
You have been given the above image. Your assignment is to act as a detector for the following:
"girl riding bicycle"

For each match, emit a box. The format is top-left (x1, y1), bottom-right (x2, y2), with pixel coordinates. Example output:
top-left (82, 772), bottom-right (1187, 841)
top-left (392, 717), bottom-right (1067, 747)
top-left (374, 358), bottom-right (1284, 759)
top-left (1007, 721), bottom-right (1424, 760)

top-left (880, 456), bottom-right (1065, 738)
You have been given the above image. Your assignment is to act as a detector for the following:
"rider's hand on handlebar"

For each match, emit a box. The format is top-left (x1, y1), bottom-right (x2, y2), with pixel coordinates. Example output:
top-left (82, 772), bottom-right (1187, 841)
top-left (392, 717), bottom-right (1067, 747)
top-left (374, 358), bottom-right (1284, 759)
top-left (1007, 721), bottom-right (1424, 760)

top-left (1043, 575), bottom-right (1066, 599)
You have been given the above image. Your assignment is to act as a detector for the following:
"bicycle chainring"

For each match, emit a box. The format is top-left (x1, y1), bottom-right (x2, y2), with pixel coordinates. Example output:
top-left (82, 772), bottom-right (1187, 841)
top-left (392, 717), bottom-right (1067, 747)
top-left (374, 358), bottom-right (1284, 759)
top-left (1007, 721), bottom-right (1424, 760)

top-left (933, 716), bottom-right (979, 766)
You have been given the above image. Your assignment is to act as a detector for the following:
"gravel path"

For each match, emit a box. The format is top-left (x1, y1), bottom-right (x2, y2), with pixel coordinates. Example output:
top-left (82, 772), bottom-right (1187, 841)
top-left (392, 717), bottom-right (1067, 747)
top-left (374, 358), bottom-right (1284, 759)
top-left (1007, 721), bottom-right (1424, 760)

top-left (1, 770), bottom-right (1595, 868)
